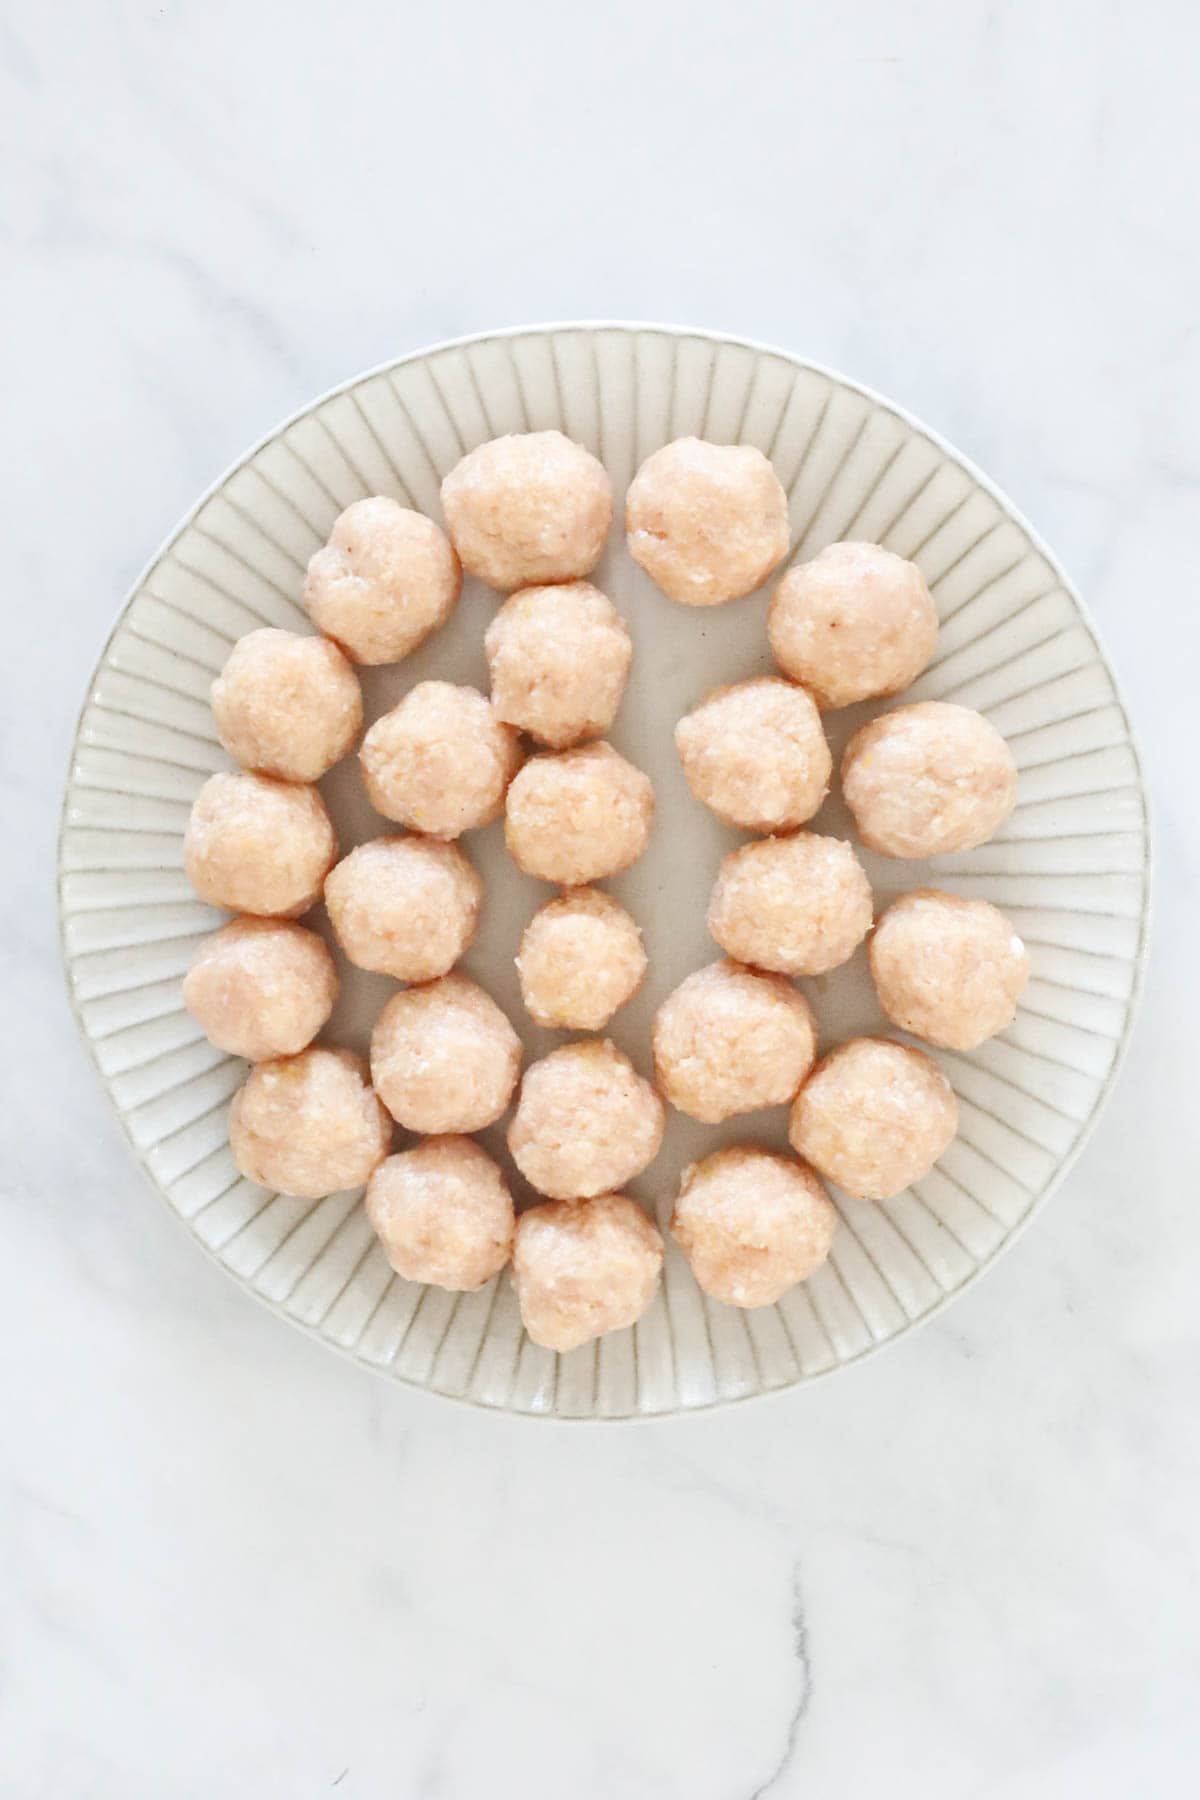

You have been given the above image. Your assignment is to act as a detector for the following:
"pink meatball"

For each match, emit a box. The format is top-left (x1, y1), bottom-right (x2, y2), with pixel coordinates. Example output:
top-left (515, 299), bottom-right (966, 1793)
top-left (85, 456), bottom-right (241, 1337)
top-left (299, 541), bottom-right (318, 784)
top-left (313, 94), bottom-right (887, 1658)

top-left (228, 1047), bottom-right (391, 1198)
top-left (365, 1137), bottom-right (514, 1291)
top-left (360, 681), bottom-right (521, 838)
top-left (769, 541), bottom-right (938, 709)
top-left (508, 1040), bottom-right (665, 1200)
top-left (183, 917), bottom-right (337, 1060)
top-left (210, 628), bottom-right (362, 782)
top-left (505, 741), bottom-right (654, 885)
top-left (485, 581), bottom-right (632, 748)
top-left (653, 960), bottom-right (817, 1124)
top-left (707, 834), bottom-right (873, 977)
top-left (789, 1038), bottom-right (958, 1200)
top-left (841, 702), bottom-right (1018, 858)
top-left (625, 437), bottom-right (790, 606)
top-left (324, 836), bottom-right (481, 981)
top-left (440, 431), bottom-right (612, 591)
top-left (672, 1146), bottom-right (837, 1307)
top-left (516, 888), bottom-right (647, 1031)
top-left (304, 497), bottom-right (461, 665)
top-left (512, 1195), bottom-right (664, 1352)
top-left (183, 771), bottom-right (337, 918)
top-left (370, 974), bottom-right (522, 1134)
top-left (674, 677), bottom-right (831, 833)
top-left (869, 889), bottom-right (1031, 1050)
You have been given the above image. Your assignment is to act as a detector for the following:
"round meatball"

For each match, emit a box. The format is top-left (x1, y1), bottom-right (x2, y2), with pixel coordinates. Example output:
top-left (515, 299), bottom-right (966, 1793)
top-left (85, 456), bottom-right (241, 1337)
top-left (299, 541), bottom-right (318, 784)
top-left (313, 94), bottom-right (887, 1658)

top-left (769, 541), bottom-right (938, 709)
top-left (485, 581), bottom-right (632, 748)
top-left (365, 1137), bottom-right (514, 1291)
top-left (674, 677), bottom-right (831, 832)
top-left (210, 628), bottom-right (362, 782)
top-left (508, 1040), bottom-right (665, 1200)
top-left (504, 741), bottom-right (654, 885)
top-left (516, 888), bottom-right (647, 1030)
top-left (303, 496), bottom-right (461, 665)
top-left (789, 1038), bottom-right (958, 1200)
top-left (841, 702), bottom-right (1018, 858)
top-left (183, 917), bottom-right (337, 1060)
top-left (370, 973), bottom-right (522, 1134)
top-left (229, 1047), bottom-right (391, 1199)
top-left (672, 1146), bottom-right (838, 1308)
top-left (324, 836), bottom-right (481, 981)
top-left (869, 889), bottom-right (1031, 1050)
top-left (512, 1195), bottom-right (664, 1352)
top-left (440, 431), bottom-right (612, 591)
top-left (625, 437), bottom-right (789, 606)
top-left (707, 834), bottom-right (872, 977)
top-left (360, 681), bottom-right (521, 838)
top-left (652, 960), bottom-right (817, 1124)
top-left (184, 771), bottom-right (336, 917)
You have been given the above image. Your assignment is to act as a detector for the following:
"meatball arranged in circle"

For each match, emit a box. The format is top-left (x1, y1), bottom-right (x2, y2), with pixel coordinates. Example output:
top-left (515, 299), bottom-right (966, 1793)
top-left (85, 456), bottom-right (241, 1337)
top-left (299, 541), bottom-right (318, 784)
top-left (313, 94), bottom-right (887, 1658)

top-left (184, 771), bottom-right (337, 917)
top-left (440, 430), bottom-right (612, 591)
top-left (674, 677), bottom-right (831, 833)
top-left (653, 960), bottom-right (817, 1124)
top-left (229, 1047), bottom-right (391, 1199)
top-left (841, 702), bottom-right (1018, 858)
top-left (505, 741), bottom-right (654, 885)
top-left (513, 1195), bottom-right (664, 1352)
top-left (516, 888), bottom-right (647, 1031)
top-left (365, 1137), bottom-right (515, 1292)
top-left (324, 835), bottom-right (481, 981)
top-left (625, 437), bottom-right (790, 606)
top-left (508, 1039), bottom-right (665, 1200)
top-left (370, 973), bottom-right (522, 1135)
top-left (707, 834), bottom-right (873, 977)
top-left (360, 681), bottom-right (521, 838)
top-left (211, 628), bottom-right (363, 782)
top-left (304, 496), bottom-right (461, 665)
top-left (183, 917), bottom-right (337, 1061)
top-left (671, 1146), bottom-right (838, 1308)
top-left (485, 581), bottom-right (632, 748)
top-left (769, 541), bottom-right (938, 709)
top-left (869, 889), bottom-right (1031, 1051)
top-left (789, 1038), bottom-right (957, 1200)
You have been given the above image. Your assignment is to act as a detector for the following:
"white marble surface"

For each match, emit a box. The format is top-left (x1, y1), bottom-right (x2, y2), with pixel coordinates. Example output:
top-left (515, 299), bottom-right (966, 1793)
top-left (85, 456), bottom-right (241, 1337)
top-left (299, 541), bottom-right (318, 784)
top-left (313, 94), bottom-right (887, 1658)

top-left (5, 2), bottom-right (1198, 1792)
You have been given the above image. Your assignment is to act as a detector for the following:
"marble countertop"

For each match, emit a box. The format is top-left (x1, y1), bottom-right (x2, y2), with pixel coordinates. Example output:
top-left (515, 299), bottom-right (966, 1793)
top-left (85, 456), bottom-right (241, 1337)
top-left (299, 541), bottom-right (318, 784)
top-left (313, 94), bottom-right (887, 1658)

top-left (6, 2), bottom-right (1198, 1793)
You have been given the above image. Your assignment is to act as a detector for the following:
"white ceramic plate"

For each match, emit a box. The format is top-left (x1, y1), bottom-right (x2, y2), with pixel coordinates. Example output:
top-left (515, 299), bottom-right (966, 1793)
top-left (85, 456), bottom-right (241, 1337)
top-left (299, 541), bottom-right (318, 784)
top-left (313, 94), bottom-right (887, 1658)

top-left (59, 324), bottom-right (1150, 1419)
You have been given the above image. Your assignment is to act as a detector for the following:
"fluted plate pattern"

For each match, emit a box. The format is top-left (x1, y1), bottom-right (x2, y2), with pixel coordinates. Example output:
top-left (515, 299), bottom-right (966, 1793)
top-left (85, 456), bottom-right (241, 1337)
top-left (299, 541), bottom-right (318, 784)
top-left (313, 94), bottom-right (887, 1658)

top-left (59, 324), bottom-right (1150, 1419)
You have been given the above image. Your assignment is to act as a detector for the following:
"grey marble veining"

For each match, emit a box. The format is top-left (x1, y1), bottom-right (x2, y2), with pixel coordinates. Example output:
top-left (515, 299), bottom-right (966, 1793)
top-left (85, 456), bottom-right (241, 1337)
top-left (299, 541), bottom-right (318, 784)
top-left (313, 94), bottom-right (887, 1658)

top-left (4, 0), bottom-right (1198, 1793)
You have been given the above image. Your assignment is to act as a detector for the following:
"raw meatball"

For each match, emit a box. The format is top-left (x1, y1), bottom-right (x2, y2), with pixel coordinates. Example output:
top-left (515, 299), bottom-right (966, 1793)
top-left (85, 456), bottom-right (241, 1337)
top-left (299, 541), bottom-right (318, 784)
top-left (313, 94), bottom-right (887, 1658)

top-left (707, 834), bottom-right (872, 977)
top-left (440, 431), bottom-right (612, 591)
top-left (674, 677), bottom-right (831, 832)
top-left (869, 889), bottom-right (1031, 1050)
top-left (360, 681), bottom-right (521, 838)
top-left (229, 1047), bottom-right (391, 1199)
top-left (365, 1137), bottom-right (514, 1291)
top-left (625, 437), bottom-right (790, 606)
top-left (769, 541), bottom-right (938, 709)
top-left (505, 741), bottom-right (654, 885)
top-left (184, 771), bottom-right (336, 917)
top-left (512, 1195), bottom-right (664, 1352)
top-left (324, 835), bottom-right (481, 980)
top-left (671, 1146), bottom-right (837, 1307)
top-left (370, 973), bottom-right (522, 1134)
top-left (841, 702), bottom-right (1018, 858)
top-left (183, 917), bottom-right (337, 1060)
top-left (652, 960), bottom-right (817, 1124)
top-left (508, 1040), bottom-right (665, 1200)
top-left (210, 628), bottom-right (362, 782)
top-left (789, 1037), bottom-right (957, 1200)
top-left (516, 888), bottom-right (647, 1030)
top-left (303, 497), bottom-right (461, 665)
top-left (485, 581), bottom-right (632, 748)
